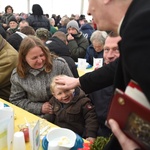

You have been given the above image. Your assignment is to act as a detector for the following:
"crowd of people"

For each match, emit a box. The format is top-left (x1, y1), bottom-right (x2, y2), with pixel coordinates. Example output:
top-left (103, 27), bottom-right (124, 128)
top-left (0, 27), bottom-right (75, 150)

top-left (0, 0), bottom-right (149, 149)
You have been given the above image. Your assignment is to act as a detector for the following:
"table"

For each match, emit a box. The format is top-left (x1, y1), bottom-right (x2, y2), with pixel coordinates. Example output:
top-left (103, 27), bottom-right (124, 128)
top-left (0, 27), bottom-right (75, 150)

top-left (0, 99), bottom-right (89, 150)
top-left (0, 98), bottom-right (58, 150)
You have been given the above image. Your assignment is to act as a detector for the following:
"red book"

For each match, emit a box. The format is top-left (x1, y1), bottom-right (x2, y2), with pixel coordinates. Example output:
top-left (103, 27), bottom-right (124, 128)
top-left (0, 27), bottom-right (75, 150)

top-left (107, 80), bottom-right (150, 150)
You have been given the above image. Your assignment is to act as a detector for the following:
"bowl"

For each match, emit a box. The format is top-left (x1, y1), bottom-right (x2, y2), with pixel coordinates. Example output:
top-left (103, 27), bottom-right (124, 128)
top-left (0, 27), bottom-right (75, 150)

top-left (46, 128), bottom-right (76, 150)
top-left (42, 133), bottom-right (84, 150)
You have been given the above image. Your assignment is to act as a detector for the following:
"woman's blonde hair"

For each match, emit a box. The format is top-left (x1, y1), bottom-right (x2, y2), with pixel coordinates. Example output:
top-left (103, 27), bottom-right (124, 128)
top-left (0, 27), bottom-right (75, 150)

top-left (17, 35), bottom-right (57, 78)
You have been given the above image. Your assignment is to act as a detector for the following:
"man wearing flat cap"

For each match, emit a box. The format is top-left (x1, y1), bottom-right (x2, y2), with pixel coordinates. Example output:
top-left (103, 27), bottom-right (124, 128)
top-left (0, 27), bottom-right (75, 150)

top-left (6, 16), bottom-right (19, 39)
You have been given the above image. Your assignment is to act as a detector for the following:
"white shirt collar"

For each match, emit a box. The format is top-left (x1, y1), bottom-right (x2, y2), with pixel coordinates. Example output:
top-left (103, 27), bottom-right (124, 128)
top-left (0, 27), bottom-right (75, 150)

top-left (117, 17), bottom-right (125, 35)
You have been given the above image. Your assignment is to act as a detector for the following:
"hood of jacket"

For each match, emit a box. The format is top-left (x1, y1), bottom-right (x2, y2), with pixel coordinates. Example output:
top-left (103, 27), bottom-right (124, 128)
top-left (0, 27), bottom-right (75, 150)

top-left (45, 37), bottom-right (71, 56)
top-left (80, 23), bottom-right (94, 31)
top-left (71, 87), bottom-right (86, 103)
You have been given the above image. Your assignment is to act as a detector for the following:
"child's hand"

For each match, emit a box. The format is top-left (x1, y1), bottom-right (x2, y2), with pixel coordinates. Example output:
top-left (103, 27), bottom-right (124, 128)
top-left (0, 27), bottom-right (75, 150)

top-left (42, 102), bottom-right (53, 114)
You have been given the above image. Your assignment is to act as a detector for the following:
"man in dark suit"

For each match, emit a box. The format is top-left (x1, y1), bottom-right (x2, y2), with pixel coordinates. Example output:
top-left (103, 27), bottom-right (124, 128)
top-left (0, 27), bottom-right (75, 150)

top-left (82, 0), bottom-right (150, 101)
top-left (54, 0), bottom-right (150, 149)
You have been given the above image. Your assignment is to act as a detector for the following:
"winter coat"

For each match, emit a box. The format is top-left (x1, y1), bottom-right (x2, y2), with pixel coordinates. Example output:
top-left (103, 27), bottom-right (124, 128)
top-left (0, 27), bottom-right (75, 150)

top-left (6, 25), bottom-right (19, 39)
top-left (45, 37), bottom-right (79, 77)
top-left (80, 23), bottom-right (95, 44)
top-left (67, 32), bottom-right (89, 62)
top-left (50, 25), bottom-right (57, 35)
top-left (0, 35), bottom-right (18, 101)
top-left (58, 26), bottom-right (67, 34)
top-left (26, 15), bottom-right (50, 31)
top-left (44, 87), bottom-right (99, 138)
top-left (0, 13), bottom-right (14, 30)
top-left (7, 31), bottom-right (27, 51)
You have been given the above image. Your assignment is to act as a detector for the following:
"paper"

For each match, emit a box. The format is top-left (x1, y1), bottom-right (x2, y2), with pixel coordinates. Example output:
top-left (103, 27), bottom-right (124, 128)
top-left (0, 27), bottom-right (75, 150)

top-left (93, 58), bottom-right (103, 69)
top-left (78, 58), bottom-right (87, 70)
top-left (29, 120), bottom-right (40, 150)
top-left (0, 106), bottom-right (14, 150)
top-left (125, 80), bottom-right (150, 109)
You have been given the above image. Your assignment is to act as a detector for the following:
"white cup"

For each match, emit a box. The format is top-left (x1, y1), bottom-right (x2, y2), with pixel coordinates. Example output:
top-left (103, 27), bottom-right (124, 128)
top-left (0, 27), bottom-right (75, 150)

top-left (13, 131), bottom-right (26, 150)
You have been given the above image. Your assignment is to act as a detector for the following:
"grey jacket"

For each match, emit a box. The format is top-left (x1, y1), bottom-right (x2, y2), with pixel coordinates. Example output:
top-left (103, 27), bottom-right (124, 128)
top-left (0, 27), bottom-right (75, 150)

top-left (9, 57), bottom-right (73, 115)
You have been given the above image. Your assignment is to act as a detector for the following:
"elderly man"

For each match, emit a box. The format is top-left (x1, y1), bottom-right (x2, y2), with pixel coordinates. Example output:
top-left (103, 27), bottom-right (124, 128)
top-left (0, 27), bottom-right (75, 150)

top-left (55, 1), bottom-right (150, 149)
top-left (85, 30), bottom-right (107, 66)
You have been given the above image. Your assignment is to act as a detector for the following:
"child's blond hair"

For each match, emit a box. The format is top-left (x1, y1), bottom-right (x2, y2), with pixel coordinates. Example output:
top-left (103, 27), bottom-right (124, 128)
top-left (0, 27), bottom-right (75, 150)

top-left (50, 75), bottom-right (67, 94)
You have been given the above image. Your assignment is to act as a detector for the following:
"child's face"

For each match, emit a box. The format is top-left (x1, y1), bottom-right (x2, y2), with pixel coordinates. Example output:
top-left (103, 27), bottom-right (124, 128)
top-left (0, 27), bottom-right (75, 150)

top-left (53, 86), bottom-right (74, 103)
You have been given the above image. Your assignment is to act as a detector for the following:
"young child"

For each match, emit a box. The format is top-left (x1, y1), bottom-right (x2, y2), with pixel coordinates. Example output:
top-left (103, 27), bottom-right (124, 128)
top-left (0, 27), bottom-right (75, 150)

top-left (44, 75), bottom-right (99, 142)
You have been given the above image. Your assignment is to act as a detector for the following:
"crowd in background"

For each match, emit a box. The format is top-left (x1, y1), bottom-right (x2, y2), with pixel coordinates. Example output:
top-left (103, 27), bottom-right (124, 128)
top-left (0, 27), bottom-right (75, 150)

top-left (0, 4), bottom-right (97, 36)
top-left (0, 3), bottom-right (104, 141)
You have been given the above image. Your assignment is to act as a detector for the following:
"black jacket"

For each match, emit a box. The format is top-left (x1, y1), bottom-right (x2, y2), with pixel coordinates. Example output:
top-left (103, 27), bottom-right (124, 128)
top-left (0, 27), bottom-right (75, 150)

top-left (115, 0), bottom-right (150, 100)
top-left (80, 58), bottom-right (117, 94)
top-left (58, 26), bottom-right (67, 34)
top-left (45, 37), bottom-right (79, 77)
top-left (80, 0), bottom-right (150, 149)
top-left (90, 85), bottom-right (113, 137)
top-left (26, 15), bottom-right (50, 31)
top-left (80, 23), bottom-right (95, 44)
top-left (80, 0), bottom-right (150, 103)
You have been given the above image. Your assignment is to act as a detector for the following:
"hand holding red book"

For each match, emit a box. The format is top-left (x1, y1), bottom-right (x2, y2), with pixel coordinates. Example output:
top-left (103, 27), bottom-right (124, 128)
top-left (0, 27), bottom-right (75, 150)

top-left (107, 80), bottom-right (150, 150)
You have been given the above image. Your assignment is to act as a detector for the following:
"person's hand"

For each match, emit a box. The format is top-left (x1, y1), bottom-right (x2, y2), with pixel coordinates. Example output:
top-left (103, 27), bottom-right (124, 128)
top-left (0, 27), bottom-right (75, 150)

top-left (108, 119), bottom-right (141, 150)
top-left (41, 102), bottom-right (53, 114)
top-left (67, 34), bottom-right (74, 41)
top-left (86, 137), bottom-right (95, 143)
top-left (55, 76), bottom-right (80, 90)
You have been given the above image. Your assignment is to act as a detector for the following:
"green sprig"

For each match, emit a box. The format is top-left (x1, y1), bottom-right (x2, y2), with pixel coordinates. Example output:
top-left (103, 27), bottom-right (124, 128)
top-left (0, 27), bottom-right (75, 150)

top-left (90, 134), bottom-right (112, 150)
